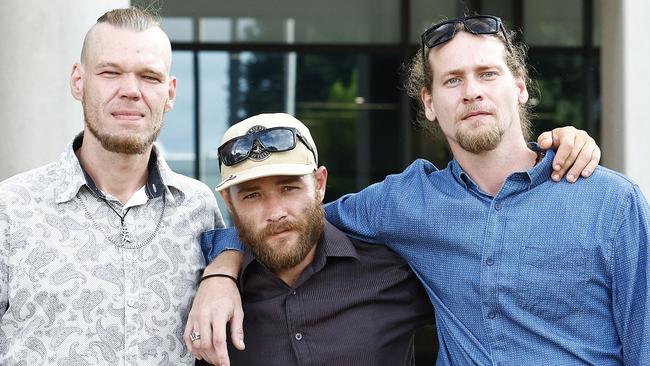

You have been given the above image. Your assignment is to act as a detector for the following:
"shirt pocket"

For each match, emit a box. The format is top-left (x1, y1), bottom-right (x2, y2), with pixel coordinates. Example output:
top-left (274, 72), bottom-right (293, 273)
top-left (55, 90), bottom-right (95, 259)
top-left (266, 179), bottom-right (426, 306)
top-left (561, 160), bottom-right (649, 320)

top-left (516, 246), bottom-right (587, 321)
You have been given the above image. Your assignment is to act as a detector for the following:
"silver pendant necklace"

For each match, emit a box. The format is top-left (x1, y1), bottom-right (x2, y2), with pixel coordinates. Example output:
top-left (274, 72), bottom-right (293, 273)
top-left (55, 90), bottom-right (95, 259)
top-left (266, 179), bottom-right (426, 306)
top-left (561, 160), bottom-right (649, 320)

top-left (77, 191), bottom-right (166, 249)
top-left (103, 203), bottom-right (133, 245)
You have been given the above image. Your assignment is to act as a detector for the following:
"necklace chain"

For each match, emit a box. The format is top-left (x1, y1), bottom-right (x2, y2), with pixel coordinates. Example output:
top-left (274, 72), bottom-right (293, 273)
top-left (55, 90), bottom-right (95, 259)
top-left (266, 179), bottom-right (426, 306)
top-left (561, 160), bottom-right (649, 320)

top-left (77, 191), bottom-right (166, 249)
top-left (102, 200), bottom-right (133, 244)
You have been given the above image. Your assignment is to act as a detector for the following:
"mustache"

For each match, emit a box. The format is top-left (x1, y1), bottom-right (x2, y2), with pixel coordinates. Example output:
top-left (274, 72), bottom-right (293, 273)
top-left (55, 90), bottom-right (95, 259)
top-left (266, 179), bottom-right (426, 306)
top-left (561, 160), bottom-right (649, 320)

top-left (457, 104), bottom-right (496, 120)
top-left (261, 220), bottom-right (301, 237)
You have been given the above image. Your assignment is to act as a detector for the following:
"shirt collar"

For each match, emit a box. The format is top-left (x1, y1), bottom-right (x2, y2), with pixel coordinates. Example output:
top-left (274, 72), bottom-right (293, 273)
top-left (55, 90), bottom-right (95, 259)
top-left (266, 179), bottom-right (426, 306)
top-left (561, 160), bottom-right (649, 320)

top-left (54, 132), bottom-right (184, 203)
top-left (448, 142), bottom-right (554, 193)
top-left (526, 144), bottom-right (555, 189)
top-left (240, 220), bottom-right (360, 288)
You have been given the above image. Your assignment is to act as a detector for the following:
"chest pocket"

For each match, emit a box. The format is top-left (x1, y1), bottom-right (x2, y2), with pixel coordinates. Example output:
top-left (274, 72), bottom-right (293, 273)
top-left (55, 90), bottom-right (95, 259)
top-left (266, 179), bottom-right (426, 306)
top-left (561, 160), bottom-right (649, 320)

top-left (516, 246), bottom-right (587, 321)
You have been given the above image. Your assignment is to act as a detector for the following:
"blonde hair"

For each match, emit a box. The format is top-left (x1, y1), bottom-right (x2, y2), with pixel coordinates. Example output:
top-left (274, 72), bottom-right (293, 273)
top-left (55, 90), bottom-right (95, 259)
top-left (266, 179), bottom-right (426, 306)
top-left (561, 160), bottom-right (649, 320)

top-left (96, 7), bottom-right (160, 31)
top-left (80, 7), bottom-right (162, 63)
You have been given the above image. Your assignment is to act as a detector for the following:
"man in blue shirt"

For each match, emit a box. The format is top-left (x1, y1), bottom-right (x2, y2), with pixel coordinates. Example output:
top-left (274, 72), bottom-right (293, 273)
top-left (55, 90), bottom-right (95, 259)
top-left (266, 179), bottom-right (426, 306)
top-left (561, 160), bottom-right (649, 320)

top-left (188, 15), bottom-right (646, 366)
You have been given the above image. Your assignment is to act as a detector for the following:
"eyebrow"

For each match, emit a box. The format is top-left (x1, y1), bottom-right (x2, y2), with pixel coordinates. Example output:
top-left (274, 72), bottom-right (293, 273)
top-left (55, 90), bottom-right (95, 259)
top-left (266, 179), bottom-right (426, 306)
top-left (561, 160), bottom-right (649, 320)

top-left (236, 185), bottom-right (261, 195)
top-left (235, 176), bottom-right (304, 194)
top-left (440, 64), bottom-right (504, 78)
top-left (95, 62), bottom-right (166, 77)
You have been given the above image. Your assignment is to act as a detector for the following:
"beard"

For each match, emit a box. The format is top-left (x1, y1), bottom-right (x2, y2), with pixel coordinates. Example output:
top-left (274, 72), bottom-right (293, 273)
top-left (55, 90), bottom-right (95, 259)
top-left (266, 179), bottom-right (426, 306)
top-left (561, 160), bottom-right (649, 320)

top-left (232, 197), bottom-right (325, 273)
top-left (454, 105), bottom-right (505, 154)
top-left (82, 94), bottom-right (163, 155)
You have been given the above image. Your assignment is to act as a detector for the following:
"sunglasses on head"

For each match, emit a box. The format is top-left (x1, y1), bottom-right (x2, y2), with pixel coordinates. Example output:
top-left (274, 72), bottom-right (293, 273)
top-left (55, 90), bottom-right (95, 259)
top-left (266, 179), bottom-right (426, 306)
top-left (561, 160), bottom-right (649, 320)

top-left (420, 15), bottom-right (511, 61)
top-left (218, 126), bottom-right (317, 170)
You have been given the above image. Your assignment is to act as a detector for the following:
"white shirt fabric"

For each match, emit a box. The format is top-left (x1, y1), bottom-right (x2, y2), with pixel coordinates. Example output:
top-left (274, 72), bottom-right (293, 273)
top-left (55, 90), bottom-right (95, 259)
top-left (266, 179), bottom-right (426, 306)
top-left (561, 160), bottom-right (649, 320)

top-left (0, 135), bottom-right (224, 365)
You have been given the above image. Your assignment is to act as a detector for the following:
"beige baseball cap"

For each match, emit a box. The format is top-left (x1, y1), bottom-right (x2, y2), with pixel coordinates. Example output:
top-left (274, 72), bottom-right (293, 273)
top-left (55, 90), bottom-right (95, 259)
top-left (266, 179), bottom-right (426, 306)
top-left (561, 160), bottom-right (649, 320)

top-left (215, 113), bottom-right (318, 191)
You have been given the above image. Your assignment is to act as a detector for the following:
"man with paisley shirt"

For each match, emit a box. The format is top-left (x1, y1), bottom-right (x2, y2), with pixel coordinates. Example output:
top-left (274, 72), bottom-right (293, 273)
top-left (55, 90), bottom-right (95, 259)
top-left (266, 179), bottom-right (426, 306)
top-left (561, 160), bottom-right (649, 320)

top-left (0, 7), bottom-right (223, 365)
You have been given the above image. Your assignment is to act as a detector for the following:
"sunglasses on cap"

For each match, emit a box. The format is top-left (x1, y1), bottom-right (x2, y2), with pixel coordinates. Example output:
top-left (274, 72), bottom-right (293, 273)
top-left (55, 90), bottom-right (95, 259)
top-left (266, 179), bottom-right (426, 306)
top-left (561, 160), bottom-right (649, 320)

top-left (218, 126), bottom-right (317, 170)
top-left (420, 15), bottom-right (512, 61)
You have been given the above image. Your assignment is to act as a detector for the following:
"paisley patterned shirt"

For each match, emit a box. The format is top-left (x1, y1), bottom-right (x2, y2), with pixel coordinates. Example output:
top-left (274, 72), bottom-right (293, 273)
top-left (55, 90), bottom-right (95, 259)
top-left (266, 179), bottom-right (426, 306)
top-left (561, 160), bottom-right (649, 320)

top-left (0, 135), bottom-right (224, 365)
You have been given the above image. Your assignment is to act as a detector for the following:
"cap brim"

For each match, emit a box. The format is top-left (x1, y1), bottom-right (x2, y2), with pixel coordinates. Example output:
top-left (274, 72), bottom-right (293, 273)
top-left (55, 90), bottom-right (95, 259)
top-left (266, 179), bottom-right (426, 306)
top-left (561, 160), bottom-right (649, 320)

top-left (215, 163), bottom-right (316, 192)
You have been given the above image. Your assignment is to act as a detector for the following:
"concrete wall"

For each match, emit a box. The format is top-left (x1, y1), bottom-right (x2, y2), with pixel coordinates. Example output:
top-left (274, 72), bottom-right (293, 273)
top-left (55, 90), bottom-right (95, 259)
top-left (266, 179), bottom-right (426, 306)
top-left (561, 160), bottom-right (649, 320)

top-left (601, 0), bottom-right (650, 196)
top-left (0, 0), bottom-right (129, 180)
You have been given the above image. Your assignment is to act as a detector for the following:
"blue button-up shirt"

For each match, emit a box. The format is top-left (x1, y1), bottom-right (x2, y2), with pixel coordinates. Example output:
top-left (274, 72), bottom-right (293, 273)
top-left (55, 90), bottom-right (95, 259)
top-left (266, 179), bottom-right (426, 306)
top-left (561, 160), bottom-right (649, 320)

top-left (204, 150), bottom-right (650, 365)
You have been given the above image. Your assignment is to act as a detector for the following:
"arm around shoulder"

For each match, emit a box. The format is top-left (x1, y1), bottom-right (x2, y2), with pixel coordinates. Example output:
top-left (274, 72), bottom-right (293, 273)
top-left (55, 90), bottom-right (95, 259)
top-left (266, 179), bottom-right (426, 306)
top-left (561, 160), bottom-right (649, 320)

top-left (323, 160), bottom-right (435, 243)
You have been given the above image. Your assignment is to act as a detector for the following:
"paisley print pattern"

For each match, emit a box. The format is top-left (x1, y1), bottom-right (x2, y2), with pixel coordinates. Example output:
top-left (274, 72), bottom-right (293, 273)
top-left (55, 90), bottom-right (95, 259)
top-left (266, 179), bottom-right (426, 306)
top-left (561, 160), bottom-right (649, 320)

top-left (0, 140), bottom-right (224, 365)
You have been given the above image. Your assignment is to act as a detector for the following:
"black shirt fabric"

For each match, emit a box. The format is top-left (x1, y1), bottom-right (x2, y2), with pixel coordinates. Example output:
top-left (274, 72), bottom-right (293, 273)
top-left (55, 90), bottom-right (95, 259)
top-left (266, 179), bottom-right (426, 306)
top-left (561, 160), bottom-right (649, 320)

top-left (199, 220), bottom-right (435, 366)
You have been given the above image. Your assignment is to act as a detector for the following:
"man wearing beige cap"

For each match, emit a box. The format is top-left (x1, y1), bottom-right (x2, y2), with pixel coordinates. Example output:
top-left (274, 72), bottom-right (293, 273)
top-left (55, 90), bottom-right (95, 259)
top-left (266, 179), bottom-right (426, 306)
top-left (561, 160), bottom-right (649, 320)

top-left (192, 113), bottom-right (435, 365)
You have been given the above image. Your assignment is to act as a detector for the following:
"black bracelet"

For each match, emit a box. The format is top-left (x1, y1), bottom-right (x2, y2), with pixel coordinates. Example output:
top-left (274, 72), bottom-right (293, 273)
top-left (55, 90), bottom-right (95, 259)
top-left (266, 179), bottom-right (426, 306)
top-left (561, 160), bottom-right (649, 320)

top-left (199, 273), bottom-right (238, 286)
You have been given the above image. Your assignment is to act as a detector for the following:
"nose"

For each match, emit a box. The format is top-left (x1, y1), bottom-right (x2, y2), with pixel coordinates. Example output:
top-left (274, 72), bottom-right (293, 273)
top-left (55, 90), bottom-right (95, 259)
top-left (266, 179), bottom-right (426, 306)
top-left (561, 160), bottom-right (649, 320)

top-left (462, 77), bottom-right (483, 103)
top-left (119, 73), bottom-right (141, 100)
top-left (264, 194), bottom-right (288, 223)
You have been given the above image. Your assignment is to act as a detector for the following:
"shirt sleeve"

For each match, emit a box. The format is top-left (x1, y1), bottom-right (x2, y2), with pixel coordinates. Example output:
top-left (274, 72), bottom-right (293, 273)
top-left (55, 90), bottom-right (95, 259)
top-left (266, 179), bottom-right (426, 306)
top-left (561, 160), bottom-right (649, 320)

top-left (611, 185), bottom-right (650, 363)
top-left (323, 179), bottom-right (390, 244)
top-left (323, 159), bottom-right (437, 244)
top-left (201, 227), bottom-right (245, 263)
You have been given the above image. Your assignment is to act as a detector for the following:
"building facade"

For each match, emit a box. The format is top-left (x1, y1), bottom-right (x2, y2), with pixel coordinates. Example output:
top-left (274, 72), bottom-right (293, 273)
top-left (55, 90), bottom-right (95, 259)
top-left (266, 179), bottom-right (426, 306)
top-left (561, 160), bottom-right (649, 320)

top-left (1, 0), bottom-right (649, 364)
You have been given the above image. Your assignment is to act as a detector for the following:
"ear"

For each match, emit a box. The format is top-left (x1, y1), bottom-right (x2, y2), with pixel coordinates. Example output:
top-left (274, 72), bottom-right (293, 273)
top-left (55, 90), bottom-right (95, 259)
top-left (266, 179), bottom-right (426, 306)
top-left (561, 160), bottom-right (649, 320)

top-left (70, 63), bottom-right (84, 101)
top-left (420, 87), bottom-right (437, 122)
top-left (314, 166), bottom-right (328, 202)
top-left (164, 76), bottom-right (177, 112)
top-left (220, 190), bottom-right (235, 213)
top-left (515, 75), bottom-right (529, 105)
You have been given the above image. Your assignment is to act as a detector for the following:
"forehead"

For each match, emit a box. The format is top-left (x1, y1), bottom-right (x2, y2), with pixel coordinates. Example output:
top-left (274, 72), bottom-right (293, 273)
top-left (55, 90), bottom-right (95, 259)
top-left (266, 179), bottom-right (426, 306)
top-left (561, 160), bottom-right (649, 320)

top-left (84, 23), bottom-right (171, 72)
top-left (429, 31), bottom-right (508, 75)
top-left (232, 174), bottom-right (312, 191)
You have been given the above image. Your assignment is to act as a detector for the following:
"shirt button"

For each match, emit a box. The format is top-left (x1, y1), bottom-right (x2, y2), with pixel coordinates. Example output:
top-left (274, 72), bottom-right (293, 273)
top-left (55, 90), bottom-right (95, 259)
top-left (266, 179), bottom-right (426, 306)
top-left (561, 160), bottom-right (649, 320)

top-left (487, 312), bottom-right (497, 319)
top-left (494, 203), bottom-right (502, 211)
top-left (485, 258), bottom-right (494, 266)
top-left (291, 290), bottom-right (297, 295)
top-left (294, 332), bottom-right (303, 341)
top-left (127, 299), bottom-right (136, 307)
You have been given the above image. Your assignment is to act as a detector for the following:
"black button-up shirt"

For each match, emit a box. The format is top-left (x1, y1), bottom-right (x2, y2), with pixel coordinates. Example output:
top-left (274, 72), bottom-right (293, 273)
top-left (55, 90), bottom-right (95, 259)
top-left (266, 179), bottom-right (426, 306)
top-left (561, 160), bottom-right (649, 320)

top-left (200, 220), bottom-right (434, 366)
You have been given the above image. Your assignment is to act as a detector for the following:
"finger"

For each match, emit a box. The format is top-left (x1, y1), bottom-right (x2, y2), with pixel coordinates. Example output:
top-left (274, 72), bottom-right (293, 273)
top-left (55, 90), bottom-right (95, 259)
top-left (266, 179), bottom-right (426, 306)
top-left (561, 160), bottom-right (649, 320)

top-left (202, 348), bottom-right (224, 366)
top-left (550, 133), bottom-right (575, 181)
top-left (206, 310), bottom-right (231, 366)
top-left (566, 145), bottom-right (595, 183)
top-left (582, 146), bottom-right (600, 177)
top-left (561, 133), bottom-right (587, 182)
top-left (183, 319), bottom-right (198, 357)
top-left (230, 304), bottom-right (245, 350)
top-left (197, 319), bottom-right (216, 363)
top-left (536, 131), bottom-right (553, 150)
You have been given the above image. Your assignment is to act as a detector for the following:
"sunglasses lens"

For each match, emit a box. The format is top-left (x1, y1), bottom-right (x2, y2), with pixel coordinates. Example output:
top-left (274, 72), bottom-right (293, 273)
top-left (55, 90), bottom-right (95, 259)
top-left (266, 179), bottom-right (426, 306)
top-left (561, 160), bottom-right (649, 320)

top-left (220, 138), bottom-right (253, 165)
top-left (464, 16), bottom-right (499, 34)
top-left (219, 127), bottom-right (299, 167)
top-left (424, 22), bottom-right (455, 48)
top-left (258, 129), bottom-right (296, 152)
top-left (422, 16), bottom-right (502, 52)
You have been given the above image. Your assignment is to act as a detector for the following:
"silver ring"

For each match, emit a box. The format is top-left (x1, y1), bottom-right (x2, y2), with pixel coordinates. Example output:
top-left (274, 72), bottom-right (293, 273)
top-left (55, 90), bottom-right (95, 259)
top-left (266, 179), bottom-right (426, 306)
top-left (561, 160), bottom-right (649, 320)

top-left (190, 331), bottom-right (201, 342)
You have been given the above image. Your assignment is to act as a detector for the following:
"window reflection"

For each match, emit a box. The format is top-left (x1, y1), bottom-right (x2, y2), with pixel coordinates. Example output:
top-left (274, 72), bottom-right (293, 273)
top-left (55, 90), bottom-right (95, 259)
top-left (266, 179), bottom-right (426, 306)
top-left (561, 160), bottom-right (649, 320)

top-left (524, 0), bottom-right (583, 46)
top-left (158, 51), bottom-right (195, 178)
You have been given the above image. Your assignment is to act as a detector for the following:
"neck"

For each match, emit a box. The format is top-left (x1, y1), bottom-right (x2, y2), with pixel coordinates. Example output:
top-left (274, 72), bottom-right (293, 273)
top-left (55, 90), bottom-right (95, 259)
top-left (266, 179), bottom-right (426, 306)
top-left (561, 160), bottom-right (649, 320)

top-left (275, 244), bottom-right (318, 287)
top-left (450, 135), bottom-right (537, 196)
top-left (76, 131), bottom-right (152, 204)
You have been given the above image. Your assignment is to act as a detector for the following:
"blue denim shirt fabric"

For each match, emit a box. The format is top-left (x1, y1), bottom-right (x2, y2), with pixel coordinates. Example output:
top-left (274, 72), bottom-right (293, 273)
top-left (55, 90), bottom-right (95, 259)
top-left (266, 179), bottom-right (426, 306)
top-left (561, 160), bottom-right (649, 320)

top-left (202, 150), bottom-right (650, 365)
